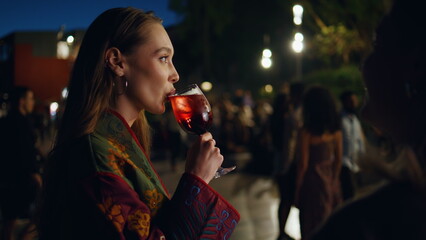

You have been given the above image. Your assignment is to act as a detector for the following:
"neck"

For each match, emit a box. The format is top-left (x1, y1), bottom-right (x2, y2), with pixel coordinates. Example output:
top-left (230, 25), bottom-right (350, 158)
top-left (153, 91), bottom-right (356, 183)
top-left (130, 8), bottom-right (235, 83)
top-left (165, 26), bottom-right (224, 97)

top-left (112, 95), bottom-right (141, 127)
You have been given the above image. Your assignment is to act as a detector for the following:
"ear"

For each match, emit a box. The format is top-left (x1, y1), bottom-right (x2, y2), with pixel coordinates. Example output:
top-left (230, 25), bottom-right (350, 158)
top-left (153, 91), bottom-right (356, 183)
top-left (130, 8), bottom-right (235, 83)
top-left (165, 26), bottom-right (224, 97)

top-left (105, 47), bottom-right (126, 77)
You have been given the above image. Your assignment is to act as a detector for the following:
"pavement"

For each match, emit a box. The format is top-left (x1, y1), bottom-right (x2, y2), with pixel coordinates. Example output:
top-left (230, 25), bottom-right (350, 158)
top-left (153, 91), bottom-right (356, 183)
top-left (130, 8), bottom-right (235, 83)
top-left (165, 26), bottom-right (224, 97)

top-left (152, 153), bottom-right (302, 240)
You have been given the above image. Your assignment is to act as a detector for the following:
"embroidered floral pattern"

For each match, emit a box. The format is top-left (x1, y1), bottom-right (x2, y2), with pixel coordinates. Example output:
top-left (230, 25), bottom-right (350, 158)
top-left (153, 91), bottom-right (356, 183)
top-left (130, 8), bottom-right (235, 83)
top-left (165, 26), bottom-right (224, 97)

top-left (144, 189), bottom-right (164, 215)
top-left (97, 197), bottom-right (125, 233)
top-left (128, 209), bottom-right (150, 237)
top-left (106, 137), bottom-right (152, 179)
top-left (107, 138), bottom-right (130, 160)
top-left (107, 149), bottom-right (125, 176)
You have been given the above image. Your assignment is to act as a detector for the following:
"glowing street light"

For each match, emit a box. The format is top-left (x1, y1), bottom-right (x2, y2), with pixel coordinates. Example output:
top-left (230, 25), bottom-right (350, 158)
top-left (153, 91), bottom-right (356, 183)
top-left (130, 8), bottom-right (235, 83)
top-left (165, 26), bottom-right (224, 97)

top-left (292, 41), bottom-right (304, 53)
top-left (262, 49), bottom-right (272, 58)
top-left (61, 87), bottom-right (68, 99)
top-left (264, 84), bottom-right (273, 93)
top-left (66, 35), bottom-right (74, 44)
top-left (50, 102), bottom-right (59, 119)
top-left (291, 4), bottom-right (304, 82)
top-left (260, 48), bottom-right (272, 69)
top-left (293, 4), bottom-right (304, 25)
top-left (201, 81), bottom-right (213, 92)
top-left (261, 57), bottom-right (272, 69)
top-left (292, 32), bottom-right (304, 53)
top-left (294, 32), bottom-right (304, 42)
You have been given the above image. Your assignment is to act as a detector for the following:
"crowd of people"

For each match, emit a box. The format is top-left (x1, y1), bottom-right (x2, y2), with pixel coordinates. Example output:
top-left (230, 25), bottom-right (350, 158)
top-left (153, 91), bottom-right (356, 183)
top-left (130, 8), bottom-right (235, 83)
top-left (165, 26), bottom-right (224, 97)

top-left (1, 0), bottom-right (426, 239)
top-left (150, 82), bottom-right (377, 239)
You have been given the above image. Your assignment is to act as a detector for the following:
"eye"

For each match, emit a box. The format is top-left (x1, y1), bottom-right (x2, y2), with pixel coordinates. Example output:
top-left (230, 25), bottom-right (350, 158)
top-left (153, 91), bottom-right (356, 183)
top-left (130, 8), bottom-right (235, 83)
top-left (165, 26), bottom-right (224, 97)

top-left (159, 56), bottom-right (169, 63)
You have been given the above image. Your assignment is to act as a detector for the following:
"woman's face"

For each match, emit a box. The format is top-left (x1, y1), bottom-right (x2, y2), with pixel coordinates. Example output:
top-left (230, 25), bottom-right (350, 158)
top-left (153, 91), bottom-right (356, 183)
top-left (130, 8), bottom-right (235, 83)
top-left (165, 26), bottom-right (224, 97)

top-left (123, 23), bottom-right (179, 114)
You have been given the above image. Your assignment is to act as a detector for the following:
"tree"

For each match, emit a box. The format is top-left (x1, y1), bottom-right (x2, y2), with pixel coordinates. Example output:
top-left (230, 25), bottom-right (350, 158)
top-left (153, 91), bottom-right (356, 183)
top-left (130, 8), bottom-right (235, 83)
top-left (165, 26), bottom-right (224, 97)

top-left (301, 0), bottom-right (392, 67)
top-left (167, 0), bottom-right (391, 93)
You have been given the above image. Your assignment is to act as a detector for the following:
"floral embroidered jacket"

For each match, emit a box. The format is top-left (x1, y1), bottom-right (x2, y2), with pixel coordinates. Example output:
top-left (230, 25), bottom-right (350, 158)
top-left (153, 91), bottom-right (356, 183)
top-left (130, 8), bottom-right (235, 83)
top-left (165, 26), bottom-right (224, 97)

top-left (40, 111), bottom-right (239, 240)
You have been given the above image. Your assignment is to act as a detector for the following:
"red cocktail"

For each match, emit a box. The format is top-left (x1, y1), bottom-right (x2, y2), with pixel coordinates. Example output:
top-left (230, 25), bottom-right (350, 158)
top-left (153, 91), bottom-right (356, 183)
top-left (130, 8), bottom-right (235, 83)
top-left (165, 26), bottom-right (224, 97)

top-left (169, 94), bottom-right (212, 135)
top-left (168, 84), bottom-right (235, 178)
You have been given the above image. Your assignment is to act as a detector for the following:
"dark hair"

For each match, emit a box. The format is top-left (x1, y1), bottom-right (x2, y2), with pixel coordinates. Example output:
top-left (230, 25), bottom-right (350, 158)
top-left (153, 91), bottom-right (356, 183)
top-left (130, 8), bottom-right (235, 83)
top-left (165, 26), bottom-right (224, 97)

top-left (56, 7), bottom-right (162, 152)
top-left (303, 86), bottom-right (341, 136)
top-left (37, 8), bottom-right (163, 237)
top-left (10, 86), bottom-right (30, 109)
top-left (339, 90), bottom-right (355, 103)
top-left (290, 82), bottom-right (305, 105)
top-left (271, 93), bottom-right (291, 148)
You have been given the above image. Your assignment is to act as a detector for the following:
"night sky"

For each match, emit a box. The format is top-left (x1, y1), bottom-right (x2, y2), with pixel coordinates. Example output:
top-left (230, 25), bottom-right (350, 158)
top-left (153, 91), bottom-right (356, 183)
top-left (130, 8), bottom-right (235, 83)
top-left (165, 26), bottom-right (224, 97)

top-left (0, 0), bottom-right (179, 37)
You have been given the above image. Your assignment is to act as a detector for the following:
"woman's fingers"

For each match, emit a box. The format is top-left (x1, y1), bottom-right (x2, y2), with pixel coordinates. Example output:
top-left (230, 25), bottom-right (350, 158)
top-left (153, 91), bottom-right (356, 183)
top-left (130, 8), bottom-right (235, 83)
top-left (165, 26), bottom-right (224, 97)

top-left (185, 132), bottom-right (224, 183)
top-left (207, 138), bottom-right (216, 147)
top-left (200, 132), bottom-right (213, 142)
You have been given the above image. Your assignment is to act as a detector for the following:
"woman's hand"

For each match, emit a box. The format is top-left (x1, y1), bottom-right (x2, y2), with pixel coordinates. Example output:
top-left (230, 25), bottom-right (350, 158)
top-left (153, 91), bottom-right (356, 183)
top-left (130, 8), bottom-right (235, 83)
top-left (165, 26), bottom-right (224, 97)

top-left (185, 132), bottom-right (224, 184)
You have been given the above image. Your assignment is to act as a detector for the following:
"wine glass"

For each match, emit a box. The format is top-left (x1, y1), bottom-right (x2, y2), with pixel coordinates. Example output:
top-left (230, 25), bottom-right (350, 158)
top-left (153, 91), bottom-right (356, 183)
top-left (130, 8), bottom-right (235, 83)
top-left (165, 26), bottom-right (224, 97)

top-left (168, 84), bottom-right (236, 178)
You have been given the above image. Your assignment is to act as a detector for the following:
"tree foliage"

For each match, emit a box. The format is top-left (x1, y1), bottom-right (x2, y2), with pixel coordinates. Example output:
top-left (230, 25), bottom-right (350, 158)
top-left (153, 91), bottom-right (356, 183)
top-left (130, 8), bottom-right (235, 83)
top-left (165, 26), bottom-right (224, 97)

top-left (301, 0), bottom-right (391, 67)
top-left (167, 0), bottom-right (391, 94)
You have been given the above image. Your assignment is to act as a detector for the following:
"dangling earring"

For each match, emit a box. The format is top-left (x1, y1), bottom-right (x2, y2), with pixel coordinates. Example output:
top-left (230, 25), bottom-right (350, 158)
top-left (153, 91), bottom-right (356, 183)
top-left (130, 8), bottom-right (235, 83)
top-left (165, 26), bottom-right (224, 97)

top-left (125, 80), bottom-right (128, 89)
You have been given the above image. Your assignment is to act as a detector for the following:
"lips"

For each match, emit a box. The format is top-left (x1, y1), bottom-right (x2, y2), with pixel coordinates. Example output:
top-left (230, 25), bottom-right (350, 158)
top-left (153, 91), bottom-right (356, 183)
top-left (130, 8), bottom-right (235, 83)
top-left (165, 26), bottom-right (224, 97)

top-left (167, 89), bottom-right (176, 97)
top-left (165, 89), bottom-right (176, 102)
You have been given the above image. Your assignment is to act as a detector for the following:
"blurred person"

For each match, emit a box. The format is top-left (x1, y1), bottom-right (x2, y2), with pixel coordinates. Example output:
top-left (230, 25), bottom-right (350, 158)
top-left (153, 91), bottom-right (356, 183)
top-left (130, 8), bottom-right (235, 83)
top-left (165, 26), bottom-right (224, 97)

top-left (38, 8), bottom-right (239, 240)
top-left (289, 83), bottom-right (305, 130)
top-left (0, 86), bottom-right (42, 240)
top-left (339, 90), bottom-right (366, 201)
top-left (275, 83), bottom-right (305, 240)
top-left (270, 93), bottom-right (296, 240)
top-left (219, 94), bottom-right (252, 154)
top-left (294, 86), bottom-right (343, 239)
top-left (310, 0), bottom-right (426, 239)
top-left (246, 98), bottom-right (274, 175)
top-left (271, 93), bottom-right (295, 176)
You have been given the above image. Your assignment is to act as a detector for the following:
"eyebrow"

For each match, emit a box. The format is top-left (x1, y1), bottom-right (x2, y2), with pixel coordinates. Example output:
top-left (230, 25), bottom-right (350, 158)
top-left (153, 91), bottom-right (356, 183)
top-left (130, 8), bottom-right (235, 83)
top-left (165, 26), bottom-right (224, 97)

top-left (154, 47), bottom-right (173, 54)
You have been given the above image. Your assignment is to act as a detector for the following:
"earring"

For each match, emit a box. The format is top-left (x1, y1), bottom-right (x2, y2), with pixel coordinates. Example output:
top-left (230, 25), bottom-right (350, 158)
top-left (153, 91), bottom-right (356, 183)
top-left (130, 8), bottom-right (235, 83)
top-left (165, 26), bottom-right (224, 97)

top-left (125, 80), bottom-right (128, 89)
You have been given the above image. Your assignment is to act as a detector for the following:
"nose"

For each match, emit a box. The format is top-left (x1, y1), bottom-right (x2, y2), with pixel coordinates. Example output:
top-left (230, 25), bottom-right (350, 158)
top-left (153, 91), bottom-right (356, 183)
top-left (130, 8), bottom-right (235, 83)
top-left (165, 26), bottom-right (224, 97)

top-left (169, 64), bottom-right (179, 84)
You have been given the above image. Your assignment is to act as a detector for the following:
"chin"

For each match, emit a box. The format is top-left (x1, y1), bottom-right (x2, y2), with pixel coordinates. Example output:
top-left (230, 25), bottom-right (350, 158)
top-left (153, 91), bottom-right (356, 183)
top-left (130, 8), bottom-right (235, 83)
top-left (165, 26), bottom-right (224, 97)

top-left (147, 104), bottom-right (166, 115)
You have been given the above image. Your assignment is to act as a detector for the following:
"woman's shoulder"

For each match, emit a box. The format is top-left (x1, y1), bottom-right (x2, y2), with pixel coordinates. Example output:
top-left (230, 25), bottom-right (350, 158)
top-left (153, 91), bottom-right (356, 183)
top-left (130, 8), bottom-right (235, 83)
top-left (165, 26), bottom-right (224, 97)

top-left (88, 132), bottom-right (111, 153)
top-left (311, 181), bottom-right (426, 239)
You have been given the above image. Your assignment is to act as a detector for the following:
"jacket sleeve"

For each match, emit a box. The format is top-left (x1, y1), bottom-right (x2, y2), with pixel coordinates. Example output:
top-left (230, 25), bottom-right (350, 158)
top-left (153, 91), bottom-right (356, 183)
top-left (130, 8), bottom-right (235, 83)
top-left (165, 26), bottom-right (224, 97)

top-left (156, 173), bottom-right (240, 240)
top-left (81, 172), bottom-right (240, 240)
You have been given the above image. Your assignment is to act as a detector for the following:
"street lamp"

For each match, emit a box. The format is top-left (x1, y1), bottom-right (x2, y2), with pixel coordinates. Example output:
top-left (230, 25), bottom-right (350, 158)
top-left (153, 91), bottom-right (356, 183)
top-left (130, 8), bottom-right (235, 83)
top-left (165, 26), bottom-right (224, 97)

top-left (201, 81), bottom-right (213, 92)
top-left (66, 35), bottom-right (74, 44)
top-left (61, 87), bottom-right (68, 99)
top-left (292, 32), bottom-right (304, 53)
top-left (262, 49), bottom-right (272, 58)
top-left (264, 84), bottom-right (273, 93)
top-left (293, 5), bottom-right (303, 25)
top-left (292, 4), bottom-right (304, 82)
top-left (260, 48), bottom-right (272, 69)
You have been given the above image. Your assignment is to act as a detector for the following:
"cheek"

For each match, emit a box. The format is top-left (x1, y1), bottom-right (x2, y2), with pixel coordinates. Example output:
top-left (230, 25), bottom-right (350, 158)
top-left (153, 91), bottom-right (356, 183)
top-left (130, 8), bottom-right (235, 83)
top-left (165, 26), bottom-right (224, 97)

top-left (132, 78), bottom-right (165, 112)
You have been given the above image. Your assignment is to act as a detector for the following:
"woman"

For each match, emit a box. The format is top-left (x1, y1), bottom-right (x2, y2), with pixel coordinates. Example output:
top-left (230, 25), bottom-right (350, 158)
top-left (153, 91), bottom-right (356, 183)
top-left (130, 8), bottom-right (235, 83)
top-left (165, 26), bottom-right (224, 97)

top-left (294, 86), bottom-right (342, 239)
top-left (38, 8), bottom-right (239, 240)
top-left (310, 0), bottom-right (426, 239)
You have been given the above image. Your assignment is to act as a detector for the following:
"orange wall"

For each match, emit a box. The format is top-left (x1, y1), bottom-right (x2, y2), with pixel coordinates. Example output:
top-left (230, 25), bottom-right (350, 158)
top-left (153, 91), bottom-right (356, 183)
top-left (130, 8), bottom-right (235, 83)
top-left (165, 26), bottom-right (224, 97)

top-left (14, 44), bottom-right (71, 102)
